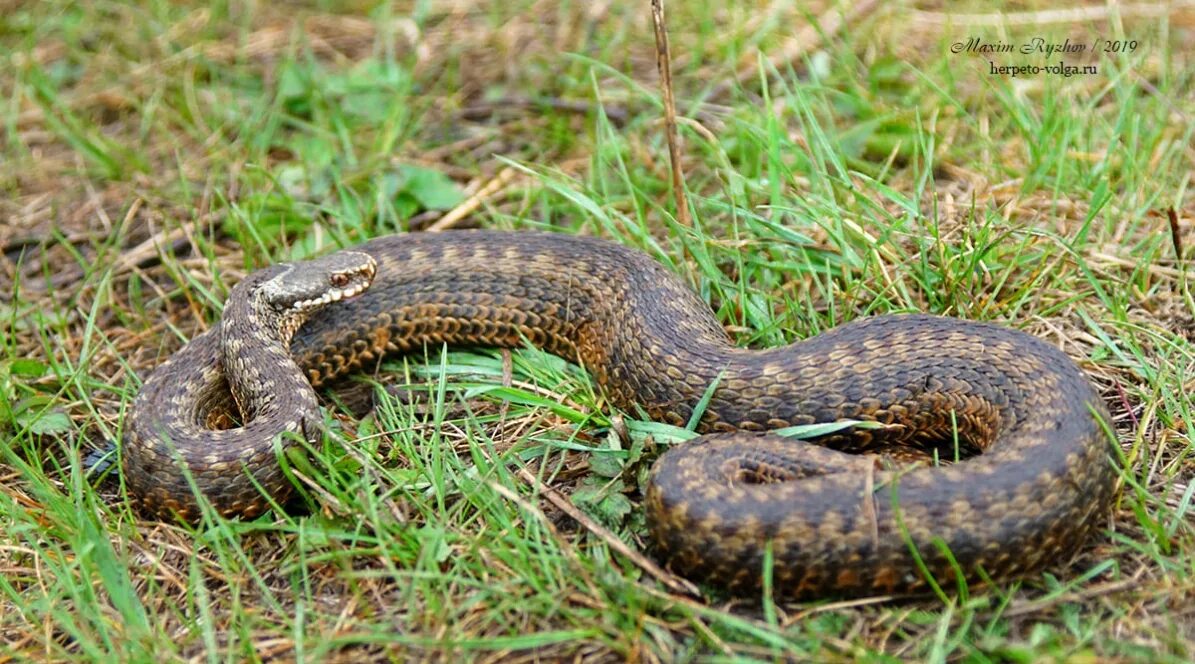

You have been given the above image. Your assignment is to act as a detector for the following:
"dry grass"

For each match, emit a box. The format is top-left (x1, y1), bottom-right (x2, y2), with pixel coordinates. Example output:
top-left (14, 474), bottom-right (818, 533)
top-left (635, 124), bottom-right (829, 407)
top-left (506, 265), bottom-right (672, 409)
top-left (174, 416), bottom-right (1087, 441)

top-left (2, 0), bottom-right (1194, 661)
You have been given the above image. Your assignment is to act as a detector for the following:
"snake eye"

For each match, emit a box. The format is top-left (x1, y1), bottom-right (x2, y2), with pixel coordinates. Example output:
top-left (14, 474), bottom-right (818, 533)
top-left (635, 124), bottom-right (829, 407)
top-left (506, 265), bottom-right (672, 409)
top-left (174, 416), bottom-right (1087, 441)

top-left (329, 273), bottom-right (351, 288)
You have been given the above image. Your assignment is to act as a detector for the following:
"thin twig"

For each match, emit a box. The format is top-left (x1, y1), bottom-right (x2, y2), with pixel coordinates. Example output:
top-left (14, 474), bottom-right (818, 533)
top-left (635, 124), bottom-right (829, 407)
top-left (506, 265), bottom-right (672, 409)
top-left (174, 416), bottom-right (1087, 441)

top-left (1168, 208), bottom-right (1183, 264)
top-left (1091, 251), bottom-right (1184, 279)
top-left (426, 167), bottom-right (521, 232)
top-left (511, 463), bottom-right (701, 597)
top-left (1002, 577), bottom-right (1141, 618)
top-left (650, 0), bottom-right (691, 228)
top-left (458, 95), bottom-right (629, 127)
top-left (112, 209), bottom-right (210, 276)
top-left (483, 479), bottom-right (604, 599)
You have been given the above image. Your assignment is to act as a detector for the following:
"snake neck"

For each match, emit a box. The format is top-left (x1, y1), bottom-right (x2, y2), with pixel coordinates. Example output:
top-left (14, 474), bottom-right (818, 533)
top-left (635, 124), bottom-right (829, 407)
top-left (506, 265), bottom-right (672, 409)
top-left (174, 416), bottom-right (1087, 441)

top-left (220, 271), bottom-right (308, 422)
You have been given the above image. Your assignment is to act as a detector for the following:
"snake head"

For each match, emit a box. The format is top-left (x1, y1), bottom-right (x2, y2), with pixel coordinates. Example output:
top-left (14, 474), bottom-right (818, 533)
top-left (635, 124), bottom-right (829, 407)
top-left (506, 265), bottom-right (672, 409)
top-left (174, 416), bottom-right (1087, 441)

top-left (259, 250), bottom-right (378, 315)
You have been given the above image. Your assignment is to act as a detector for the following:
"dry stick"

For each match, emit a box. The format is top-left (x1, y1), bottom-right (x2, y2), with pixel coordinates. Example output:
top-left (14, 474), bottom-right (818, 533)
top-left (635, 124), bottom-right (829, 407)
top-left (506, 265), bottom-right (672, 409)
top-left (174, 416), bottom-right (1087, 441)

top-left (111, 212), bottom-right (214, 276)
top-left (426, 166), bottom-right (521, 232)
top-left (1091, 251), bottom-right (1185, 280)
top-left (1168, 208), bottom-right (1183, 264)
top-left (482, 478), bottom-right (606, 601)
top-left (650, 0), bottom-right (691, 228)
top-left (459, 96), bottom-right (631, 127)
top-left (489, 351), bottom-right (695, 595)
top-left (1002, 576), bottom-right (1142, 618)
top-left (508, 462), bottom-right (700, 597)
top-left (1133, 72), bottom-right (1191, 124)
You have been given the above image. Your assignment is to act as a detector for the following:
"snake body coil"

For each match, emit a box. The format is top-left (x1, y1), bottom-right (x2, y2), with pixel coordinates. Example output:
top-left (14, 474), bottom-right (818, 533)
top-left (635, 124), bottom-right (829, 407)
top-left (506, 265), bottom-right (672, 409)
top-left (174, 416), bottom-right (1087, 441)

top-left (124, 231), bottom-right (1116, 598)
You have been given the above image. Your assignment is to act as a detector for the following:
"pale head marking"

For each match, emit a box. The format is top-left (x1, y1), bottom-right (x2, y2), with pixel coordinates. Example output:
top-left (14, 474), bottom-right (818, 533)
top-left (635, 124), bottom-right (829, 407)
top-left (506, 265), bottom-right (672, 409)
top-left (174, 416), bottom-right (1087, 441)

top-left (257, 250), bottom-right (377, 315)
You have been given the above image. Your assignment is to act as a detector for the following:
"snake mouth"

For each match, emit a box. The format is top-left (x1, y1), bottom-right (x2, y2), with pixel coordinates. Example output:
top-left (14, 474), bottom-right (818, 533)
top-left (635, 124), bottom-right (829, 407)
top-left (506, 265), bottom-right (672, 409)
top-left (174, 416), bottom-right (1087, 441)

top-left (290, 279), bottom-right (371, 310)
top-left (288, 255), bottom-right (378, 312)
top-left (259, 251), bottom-right (378, 315)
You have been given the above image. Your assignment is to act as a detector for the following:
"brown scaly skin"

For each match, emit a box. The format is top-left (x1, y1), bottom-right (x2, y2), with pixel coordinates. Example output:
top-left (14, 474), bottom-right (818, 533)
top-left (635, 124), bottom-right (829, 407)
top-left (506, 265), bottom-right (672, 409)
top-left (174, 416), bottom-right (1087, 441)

top-left (123, 230), bottom-right (1117, 599)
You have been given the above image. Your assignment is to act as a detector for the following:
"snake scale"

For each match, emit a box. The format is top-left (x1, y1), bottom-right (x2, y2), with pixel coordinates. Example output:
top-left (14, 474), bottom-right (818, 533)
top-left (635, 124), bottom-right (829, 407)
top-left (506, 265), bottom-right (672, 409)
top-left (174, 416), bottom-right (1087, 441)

top-left (124, 230), bottom-right (1117, 599)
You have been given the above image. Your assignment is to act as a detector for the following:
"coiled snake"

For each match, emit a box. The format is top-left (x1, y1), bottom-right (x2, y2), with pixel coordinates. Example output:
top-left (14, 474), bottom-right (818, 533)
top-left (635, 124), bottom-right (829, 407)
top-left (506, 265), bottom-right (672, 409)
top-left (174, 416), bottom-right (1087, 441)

top-left (124, 231), bottom-right (1117, 598)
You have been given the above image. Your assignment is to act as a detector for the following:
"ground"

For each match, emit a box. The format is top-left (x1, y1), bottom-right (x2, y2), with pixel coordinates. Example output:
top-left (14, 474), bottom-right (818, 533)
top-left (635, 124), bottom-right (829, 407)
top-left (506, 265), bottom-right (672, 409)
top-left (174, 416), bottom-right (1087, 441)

top-left (1, 0), bottom-right (1194, 661)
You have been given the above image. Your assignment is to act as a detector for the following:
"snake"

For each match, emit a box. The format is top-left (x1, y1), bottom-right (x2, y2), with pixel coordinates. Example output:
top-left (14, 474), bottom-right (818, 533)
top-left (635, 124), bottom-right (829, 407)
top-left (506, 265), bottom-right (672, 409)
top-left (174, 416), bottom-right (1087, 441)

top-left (123, 230), bottom-right (1117, 599)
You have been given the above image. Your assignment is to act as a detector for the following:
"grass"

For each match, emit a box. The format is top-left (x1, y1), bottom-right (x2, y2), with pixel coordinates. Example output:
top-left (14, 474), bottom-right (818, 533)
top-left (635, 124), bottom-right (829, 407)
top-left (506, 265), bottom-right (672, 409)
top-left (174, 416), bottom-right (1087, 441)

top-left (1, 0), bottom-right (1193, 660)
